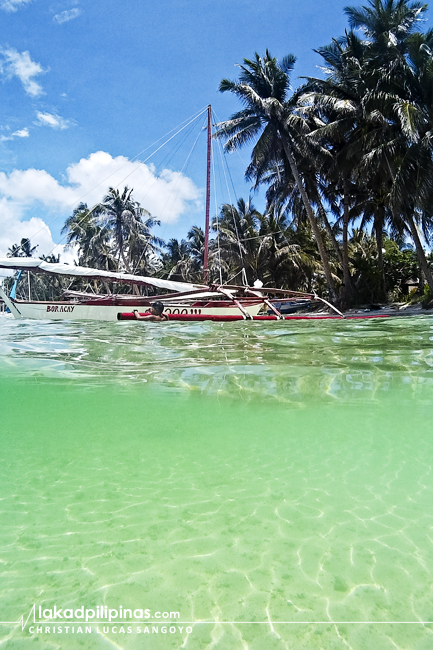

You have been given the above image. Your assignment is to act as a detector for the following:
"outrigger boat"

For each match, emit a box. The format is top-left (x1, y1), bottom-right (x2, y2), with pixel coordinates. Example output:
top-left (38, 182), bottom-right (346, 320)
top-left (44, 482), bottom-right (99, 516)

top-left (0, 257), bottom-right (391, 322)
top-left (0, 258), bottom-right (264, 321)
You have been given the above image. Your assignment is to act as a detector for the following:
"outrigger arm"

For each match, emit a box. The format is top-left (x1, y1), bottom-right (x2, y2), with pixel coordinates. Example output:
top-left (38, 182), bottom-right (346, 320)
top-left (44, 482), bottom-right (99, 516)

top-left (216, 286), bottom-right (252, 319)
top-left (217, 284), bottom-right (344, 319)
top-left (245, 288), bottom-right (284, 319)
top-left (312, 292), bottom-right (345, 318)
top-left (0, 285), bottom-right (22, 318)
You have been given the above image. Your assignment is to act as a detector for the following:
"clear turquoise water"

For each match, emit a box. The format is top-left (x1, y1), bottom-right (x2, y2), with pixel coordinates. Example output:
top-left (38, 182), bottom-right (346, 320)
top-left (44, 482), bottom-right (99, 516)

top-left (1, 314), bottom-right (433, 649)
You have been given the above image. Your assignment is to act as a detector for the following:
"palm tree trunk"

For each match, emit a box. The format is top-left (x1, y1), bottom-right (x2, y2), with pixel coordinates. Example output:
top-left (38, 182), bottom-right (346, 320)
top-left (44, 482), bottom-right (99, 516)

top-left (279, 131), bottom-right (337, 303)
top-left (407, 214), bottom-right (433, 293)
top-left (342, 179), bottom-right (353, 304)
top-left (120, 249), bottom-right (131, 273)
top-left (419, 267), bottom-right (425, 293)
top-left (118, 242), bottom-right (140, 295)
top-left (374, 212), bottom-right (386, 301)
top-left (316, 196), bottom-right (343, 267)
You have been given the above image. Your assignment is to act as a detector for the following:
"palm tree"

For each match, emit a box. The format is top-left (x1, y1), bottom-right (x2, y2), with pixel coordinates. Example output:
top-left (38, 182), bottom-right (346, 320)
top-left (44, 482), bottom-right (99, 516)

top-left (62, 203), bottom-right (116, 271)
top-left (256, 210), bottom-right (318, 289)
top-left (302, 31), bottom-right (368, 300)
top-left (213, 198), bottom-right (261, 284)
top-left (165, 238), bottom-right (190, 264)
top-left (344, 0), bottom-right (427, 53)
top-left (303, 0), bottom-right (433, 300)
top-left (385, 30), bottom-right (433, 292)
top-left (95, 187), bottom-right (160, 274)
top-left (7, 238), bottom-right (38, 257)
top-left (343, 0), bottom-right (433, 293)
top-left (247, 137), bottom-right (345, 289)
top-left (160, 238), bottom-right (190, 280)
top-left (5, 239), bottom-right (39, 301)
top-left (215, 51), bottom-right (337, 302)
top-left (126, 214), bottom-right (164, 275)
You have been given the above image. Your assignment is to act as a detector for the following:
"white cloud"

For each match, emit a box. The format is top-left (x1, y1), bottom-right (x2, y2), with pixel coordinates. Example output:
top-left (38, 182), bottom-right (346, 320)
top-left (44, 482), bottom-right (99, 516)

top-left (0, 204), bottom-right (76, 267)
top-left (35, 111), bottom-right (70, 130)
top-left (65, 152), bottom-right (202, 223)
top-left (53, 7), bottom-right (81, 24)
top-left (0, 151), bottom-right (202, 259)
top-left (0, 0), bottom-right (32, 12)
top-left (0, 167), bottom-right (77, 205)
top-left (0, 48), bottom-right (45, 97)
top-left (13, 127), bottom-right (29, 138)
top-left (0, 127), bottom-right (30, 142)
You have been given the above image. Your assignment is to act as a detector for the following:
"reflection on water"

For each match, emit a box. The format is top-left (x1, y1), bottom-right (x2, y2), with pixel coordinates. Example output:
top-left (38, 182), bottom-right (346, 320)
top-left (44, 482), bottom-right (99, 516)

top-left (1, 314), bottom-right (433, 649)
top-left (1, 314), bottom-right (433, 404)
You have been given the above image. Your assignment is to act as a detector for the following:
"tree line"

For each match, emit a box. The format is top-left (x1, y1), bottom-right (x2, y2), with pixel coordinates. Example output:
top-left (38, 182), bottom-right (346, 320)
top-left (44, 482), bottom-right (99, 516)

top-left (6, 1), bottom-right (433, 307)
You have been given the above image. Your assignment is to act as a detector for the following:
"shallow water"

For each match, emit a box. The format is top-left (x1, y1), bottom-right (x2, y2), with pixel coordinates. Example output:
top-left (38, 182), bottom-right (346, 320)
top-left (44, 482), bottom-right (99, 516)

top-left (1, 314), bottom-right (433, 649)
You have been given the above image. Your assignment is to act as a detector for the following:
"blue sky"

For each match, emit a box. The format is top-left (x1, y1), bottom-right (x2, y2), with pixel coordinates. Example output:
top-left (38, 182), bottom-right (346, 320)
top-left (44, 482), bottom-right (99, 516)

top-left (0, 0), bottom-right (425, 260)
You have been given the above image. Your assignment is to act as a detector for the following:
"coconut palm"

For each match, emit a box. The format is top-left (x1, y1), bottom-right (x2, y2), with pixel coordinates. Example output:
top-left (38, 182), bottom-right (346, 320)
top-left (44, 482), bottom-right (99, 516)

top-left (213, 198), bottom-right (262, 284)
top-left (256, 210), bottom-right (320, 289)
top-left (165, 238), bottom-right (190, 264)
top-left (384, 30), bottom-right (433, 292)
top-left (7, 238), bottom-right (38, 257)
top-left (345, 0), bottom-right (427, 53)
top-left (303, 18), bottom-right (424, 298)
top-left (62, 203), bottom-right (116, 271)
top-left (248, 142), bottom-right (345, 288)
top-left (95, 187), bottom-right (160, 274)
top-left (163, 226), bottom-right (208, 283)
top-left (159, 238), bottom-right (190, 280)
top-left (186, 226), bottom-right (205, 266)
top-left (343, 1), bottom-right (433, 292)
top-left (215, 50), bottom-right (337, 302)
top-left (301, 28), bottom-right (390, 301)
top-left (126, 215), bottom-right (164, 275)
top-left (5, 238), bottom-right (39, 301)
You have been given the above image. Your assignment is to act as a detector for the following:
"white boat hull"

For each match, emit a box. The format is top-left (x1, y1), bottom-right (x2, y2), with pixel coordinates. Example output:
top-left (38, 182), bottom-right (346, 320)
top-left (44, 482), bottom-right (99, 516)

top-left (4, 299), bottom-right (263, 321)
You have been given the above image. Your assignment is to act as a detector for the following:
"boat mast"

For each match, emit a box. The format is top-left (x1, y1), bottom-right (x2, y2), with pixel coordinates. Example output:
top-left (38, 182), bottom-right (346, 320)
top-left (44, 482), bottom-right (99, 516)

top-left (203, 104), bottom-right (211, 284)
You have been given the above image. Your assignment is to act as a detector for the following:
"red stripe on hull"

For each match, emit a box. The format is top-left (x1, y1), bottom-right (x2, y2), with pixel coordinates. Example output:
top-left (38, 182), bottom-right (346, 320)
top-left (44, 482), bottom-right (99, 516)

top-left (118, 313), bottom-right (391, 322)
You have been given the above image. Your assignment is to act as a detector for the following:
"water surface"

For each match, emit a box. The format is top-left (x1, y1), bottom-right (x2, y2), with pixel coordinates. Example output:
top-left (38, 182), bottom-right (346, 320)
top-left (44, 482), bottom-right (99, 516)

top-left (1, 314), bottom-right (433, 649)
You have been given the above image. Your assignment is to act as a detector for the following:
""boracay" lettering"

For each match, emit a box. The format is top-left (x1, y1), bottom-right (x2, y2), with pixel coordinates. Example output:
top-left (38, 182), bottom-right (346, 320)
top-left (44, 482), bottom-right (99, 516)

top-left (46, 305), bottom-right (75, 313)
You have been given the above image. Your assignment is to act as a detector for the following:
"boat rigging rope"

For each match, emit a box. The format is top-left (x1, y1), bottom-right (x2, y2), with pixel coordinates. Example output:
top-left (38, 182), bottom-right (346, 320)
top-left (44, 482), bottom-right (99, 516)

top-left (14, 107), bottom-right (209, 259)
top-left (211, 126), bottom-right (223, 285)
top-left (50, 108), bottom-right (209, 257)
top-left (132, 116), bottom-right (207, 275)
top-left (129, 118), bottom-right (201, 252)
top-left (224, 268), bottom-right (244, 285)
top-left (213, 133), bottom-right (245, 272)
top-left (156, 114), bottom-right (207, 241)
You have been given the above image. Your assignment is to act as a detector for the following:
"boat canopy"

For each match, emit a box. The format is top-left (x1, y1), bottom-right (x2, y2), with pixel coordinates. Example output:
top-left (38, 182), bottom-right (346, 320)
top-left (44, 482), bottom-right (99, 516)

top-left (0, 258), bottom-right (207, 294)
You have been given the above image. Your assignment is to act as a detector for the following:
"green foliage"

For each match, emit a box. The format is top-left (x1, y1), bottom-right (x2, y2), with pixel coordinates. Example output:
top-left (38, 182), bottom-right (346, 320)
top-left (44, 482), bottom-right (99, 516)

top-left (422, 284), bottom-right (433, 308)
top-left (347, 233), bottom-right (421, 304)
top-left (383, 239), bottom-right (418, 298)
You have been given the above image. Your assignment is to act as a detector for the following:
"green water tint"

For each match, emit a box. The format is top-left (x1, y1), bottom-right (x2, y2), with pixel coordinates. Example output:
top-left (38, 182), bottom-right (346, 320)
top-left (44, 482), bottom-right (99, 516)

top-left (1, 316), bottom-right (433, 649)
